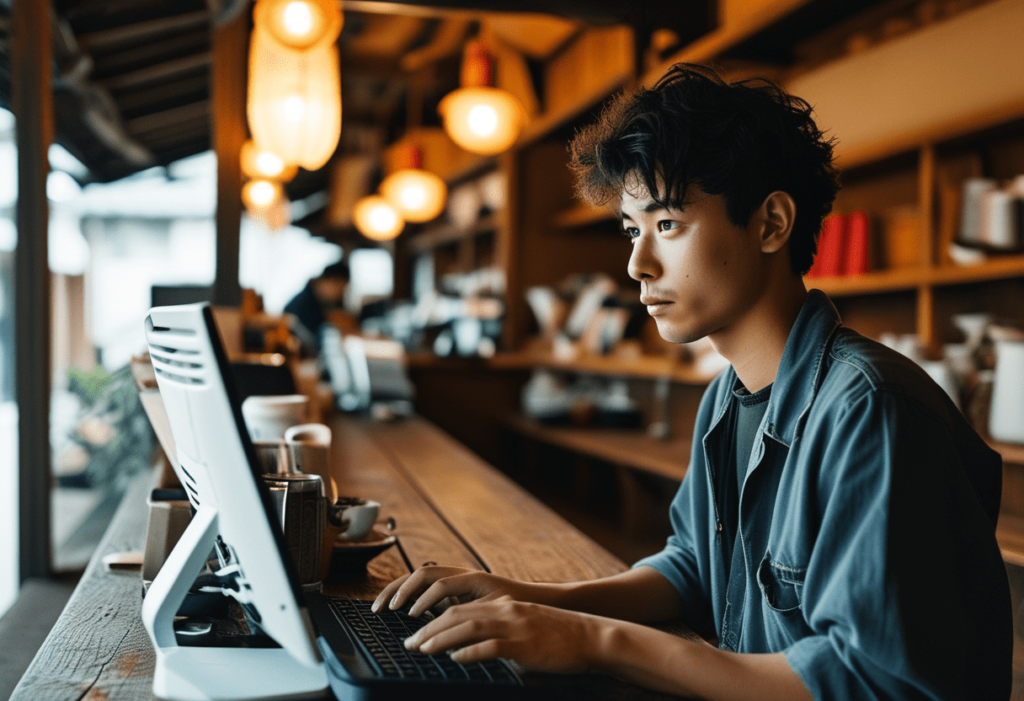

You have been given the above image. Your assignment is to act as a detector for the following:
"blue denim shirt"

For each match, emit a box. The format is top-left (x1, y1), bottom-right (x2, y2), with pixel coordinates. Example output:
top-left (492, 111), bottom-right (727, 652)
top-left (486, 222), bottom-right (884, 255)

top-left (635, 290), bottom-right (1011, 700)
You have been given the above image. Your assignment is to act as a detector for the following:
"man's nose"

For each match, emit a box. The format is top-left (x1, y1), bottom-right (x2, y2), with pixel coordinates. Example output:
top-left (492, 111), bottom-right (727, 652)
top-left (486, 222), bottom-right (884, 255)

top-left (627, 235), bottom-right (658, 282)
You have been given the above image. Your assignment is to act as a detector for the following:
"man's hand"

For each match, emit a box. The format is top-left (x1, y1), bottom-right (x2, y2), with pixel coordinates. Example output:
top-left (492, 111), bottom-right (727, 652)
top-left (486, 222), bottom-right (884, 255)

top-left (371, 566), bottom-right (537, 617)
top-left (402, 595), bottom-right (604, 674)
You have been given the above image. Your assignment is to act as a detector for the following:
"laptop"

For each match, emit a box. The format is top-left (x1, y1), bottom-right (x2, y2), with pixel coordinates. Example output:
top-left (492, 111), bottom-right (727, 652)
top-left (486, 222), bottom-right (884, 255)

top-left (140, 304), bottom-right (609, 701)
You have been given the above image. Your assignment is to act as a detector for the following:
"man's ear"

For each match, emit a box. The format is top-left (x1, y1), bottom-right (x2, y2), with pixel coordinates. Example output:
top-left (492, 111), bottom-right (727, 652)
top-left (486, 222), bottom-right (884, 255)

top-left (753, 191), bottom-right (796, 254)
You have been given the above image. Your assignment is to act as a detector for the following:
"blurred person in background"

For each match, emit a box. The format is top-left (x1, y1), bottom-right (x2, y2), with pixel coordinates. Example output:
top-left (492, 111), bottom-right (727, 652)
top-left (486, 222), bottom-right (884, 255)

top-left (284, 260), bottom-right (357, 354)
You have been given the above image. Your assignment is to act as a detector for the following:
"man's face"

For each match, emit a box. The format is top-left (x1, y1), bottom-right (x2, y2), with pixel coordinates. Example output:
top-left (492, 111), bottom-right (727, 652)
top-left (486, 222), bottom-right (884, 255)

top-left (314, 277), bottom-right (347, 306)
top-left (622, 181), bottom-right (767, 345)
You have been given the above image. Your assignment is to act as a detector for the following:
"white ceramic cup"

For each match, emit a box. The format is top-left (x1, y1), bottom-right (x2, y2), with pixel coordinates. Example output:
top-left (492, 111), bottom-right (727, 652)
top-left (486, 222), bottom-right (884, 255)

top-left (253, 439), bottom-right (291, 474)
top-left (285, 423), bottom-right (336, 504)
top-left (241, 394), bottom-right (309, 441)
top-left (332, 498), bottom-right (380, 541)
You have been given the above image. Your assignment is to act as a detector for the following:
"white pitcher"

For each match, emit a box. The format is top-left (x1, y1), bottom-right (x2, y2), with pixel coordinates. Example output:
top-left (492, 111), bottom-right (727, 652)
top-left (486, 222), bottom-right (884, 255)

top-left (989, 340), bottom-right (1024, 444)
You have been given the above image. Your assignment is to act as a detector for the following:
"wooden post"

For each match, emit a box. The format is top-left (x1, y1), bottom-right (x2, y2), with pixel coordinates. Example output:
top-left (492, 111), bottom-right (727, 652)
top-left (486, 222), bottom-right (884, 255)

top-left (12, 0), bottom-right (53, 581)
top-left (917, 144), bottom-right (937, 354)
top-left (210, 8), bottom-right (248, 307)
top-left (496, 149), bottom-right (522, 351)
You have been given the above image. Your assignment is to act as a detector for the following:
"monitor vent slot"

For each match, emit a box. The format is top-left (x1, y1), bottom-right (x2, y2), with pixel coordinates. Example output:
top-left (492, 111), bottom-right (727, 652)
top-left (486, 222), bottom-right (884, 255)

top-left (154, 367), bottom-right (206, 386)
top-left (150, 351), bottom-right (203, 371)
top-left (179, 464), bottom-right (200, 507)
top-left (149, 325), bottom-right (197, 337)
top-left (149, 343), bottom-right (200, 357)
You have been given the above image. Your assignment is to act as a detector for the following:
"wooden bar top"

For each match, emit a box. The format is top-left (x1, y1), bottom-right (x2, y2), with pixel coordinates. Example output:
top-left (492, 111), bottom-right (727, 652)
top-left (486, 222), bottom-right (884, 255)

top-left (11, 414), bottom-right (695, 701)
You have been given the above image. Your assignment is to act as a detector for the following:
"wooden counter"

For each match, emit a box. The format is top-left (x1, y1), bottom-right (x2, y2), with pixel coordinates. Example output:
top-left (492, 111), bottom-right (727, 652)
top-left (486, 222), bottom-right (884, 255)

top-left (11, 414), bottom-right (698, 701)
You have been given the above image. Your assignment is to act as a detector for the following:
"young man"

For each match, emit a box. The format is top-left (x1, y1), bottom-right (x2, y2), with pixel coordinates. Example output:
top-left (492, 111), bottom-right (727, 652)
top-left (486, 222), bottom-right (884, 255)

top-left (373, 64), bottom-right (1012, 700)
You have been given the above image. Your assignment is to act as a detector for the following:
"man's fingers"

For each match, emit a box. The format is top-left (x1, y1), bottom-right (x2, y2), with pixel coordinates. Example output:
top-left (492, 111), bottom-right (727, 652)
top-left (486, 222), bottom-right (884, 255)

top-left (409, 617), bottom-right (501, 656)
top-left (371, 574), bottom-right (410, 613)
top-left (449, 639), bottom-right (504, 665)
top-left (408, 577), bottom-right (469, 617)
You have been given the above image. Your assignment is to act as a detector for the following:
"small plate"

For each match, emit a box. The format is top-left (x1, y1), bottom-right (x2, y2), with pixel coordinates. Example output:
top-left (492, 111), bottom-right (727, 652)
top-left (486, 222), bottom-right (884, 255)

top-left (332, 526), bottom-right (397, 569)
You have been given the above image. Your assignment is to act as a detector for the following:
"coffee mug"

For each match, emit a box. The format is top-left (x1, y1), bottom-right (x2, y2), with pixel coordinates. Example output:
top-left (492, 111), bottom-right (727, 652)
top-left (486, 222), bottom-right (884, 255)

top-left (331, 497), bottom-right (380, 542)
top-left (285, 423), bottom-right (337, 504)
top-left (241, 394), bottom-right (309, 441)
top-left (253, 439), bottom-right (291, 474)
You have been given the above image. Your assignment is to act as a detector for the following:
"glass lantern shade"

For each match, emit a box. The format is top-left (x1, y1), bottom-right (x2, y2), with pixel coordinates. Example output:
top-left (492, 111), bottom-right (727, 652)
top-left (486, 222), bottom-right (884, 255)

top-left (247, 28), bottom-right (341, 171)
top-left (438, 86), bottom-right (524, 156)
top-left (353, 195), bottom-right (404, 241)
top-left (253, 0), bottom-right (343, 51)
top-left (379, 168), bottom-right (447, 223)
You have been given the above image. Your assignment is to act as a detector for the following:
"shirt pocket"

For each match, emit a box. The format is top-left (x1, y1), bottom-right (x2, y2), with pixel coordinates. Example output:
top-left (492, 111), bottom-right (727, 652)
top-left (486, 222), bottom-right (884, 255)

top-left (756, 551), bottom-right (806, 614)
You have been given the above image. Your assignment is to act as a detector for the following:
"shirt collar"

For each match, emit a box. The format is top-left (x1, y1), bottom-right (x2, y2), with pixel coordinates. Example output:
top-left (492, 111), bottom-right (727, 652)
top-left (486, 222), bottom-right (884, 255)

top-left (761, 289), bottom-right (842, 447)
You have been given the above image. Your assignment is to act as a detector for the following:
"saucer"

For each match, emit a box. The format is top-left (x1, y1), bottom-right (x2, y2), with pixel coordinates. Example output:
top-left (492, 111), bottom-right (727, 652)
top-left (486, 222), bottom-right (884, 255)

top-left (332, 526), bottom-right (397, 569)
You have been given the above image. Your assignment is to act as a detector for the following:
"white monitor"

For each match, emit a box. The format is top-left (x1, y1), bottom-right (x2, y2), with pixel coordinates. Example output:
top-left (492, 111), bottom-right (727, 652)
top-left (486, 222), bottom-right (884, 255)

top-left (140, 303), bottom-right (327, 701)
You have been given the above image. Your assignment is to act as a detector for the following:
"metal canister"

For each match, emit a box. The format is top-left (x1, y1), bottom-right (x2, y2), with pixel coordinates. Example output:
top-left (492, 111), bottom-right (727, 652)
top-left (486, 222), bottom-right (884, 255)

top-left (262, 473), bottom-right (326, 586)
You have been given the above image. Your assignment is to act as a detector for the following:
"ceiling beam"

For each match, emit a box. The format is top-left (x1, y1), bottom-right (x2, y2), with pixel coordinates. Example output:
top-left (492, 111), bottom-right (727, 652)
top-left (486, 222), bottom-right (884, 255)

top-left (90, 30), bottom-right (209, 77)
top-left (100, 52), bottom-right (211, 90)
top-left (115, 73), bottom-right (209, 114)
top-left (344, 0), bottom-right (712, 31)
top-left (76, 10), bottom-right (211, 51)
top-left (124, 100), bottom-right (209, 137)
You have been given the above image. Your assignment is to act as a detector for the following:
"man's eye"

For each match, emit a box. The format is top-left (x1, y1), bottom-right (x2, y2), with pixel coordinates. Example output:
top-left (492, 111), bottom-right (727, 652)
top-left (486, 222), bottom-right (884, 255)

top-left (622, 226), bottom-right (640, 241)
top-left (658, 220), bottom-right (678, 232)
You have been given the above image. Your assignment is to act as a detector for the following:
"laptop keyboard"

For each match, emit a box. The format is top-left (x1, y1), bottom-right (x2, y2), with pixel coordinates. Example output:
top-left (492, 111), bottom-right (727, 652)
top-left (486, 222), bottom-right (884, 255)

top-left (328, 598), bottom-right (521, 685)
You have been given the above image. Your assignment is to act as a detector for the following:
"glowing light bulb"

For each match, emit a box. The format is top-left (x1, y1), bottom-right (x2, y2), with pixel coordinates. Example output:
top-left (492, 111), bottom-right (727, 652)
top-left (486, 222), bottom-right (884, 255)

top-left (249, 180), bottom-right (276, 207)
top-left (255, 151), bottom-right (284, 177)
top-left (380, 167), bottom-right (447, 223)
top-left (400, 186), bottom-right (427, 211)
top-left (467, 104), bottom-right (498, 137)
top-left (438, 87), bottom-right (524, 156)
top-left (354, 195), bottom-right (405, 241)
top-left (241, 139), bottom-right (297, 181)
top-left (243, 179), bottom-right (282, 209)
top-left (254, 0), bottom-right (341, 51)
top-left (282, 1), bottom-right (313, 38)
top-left (282, 95), bottom-right (306, 123)
top-left (370, 204), bottom-right (398, 231)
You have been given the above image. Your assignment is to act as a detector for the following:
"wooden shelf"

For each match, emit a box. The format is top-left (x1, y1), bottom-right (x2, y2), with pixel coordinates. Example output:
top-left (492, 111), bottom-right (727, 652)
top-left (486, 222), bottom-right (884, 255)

top-left (808, 254), bottom-right (1024, 298)
top-left (408, 350), bottom-right (716, 386)
top-left (808, 267), bottom-right (932, 297)
top-left (504, 413), bottom-right (690, 483)
top-left (553, 202), bottom-right (617, 229)
top-left (998, 513), bottom-right (1024, 568)
top-left (407, 213), bottom-right (500, 255)
top-left (990, 438), bottom-right (1024, 466)
top-left (502, 350), bottom-right (716, 385)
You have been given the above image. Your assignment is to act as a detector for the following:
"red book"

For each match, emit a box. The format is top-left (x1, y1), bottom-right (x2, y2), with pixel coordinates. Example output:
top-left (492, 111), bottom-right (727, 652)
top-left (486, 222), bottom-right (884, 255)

top-left (844, 210), bottom-right (870, 276)
top-left (808, 213), bottom-right (848, 278)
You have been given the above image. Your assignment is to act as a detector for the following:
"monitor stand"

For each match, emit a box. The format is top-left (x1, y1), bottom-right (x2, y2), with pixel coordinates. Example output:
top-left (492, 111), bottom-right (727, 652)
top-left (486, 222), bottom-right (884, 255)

top-left (141, 506), bottom-right (329, 701)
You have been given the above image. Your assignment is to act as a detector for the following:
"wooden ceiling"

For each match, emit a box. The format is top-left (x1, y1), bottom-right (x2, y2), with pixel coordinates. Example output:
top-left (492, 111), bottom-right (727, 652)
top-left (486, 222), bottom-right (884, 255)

top-left (0, 1), bottom-right (712, 184)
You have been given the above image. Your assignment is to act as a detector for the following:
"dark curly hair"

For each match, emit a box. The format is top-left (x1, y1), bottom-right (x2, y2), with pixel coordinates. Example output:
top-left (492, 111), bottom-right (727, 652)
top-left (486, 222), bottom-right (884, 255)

top-left (568, 64), bottom-right (840, 275)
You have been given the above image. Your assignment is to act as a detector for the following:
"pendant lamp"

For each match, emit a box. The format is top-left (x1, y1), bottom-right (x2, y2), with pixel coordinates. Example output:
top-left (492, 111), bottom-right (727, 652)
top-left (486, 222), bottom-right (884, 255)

top-left (438, 40), bottom-right (525, 156)
top-left (254, 0), bottom-right (343, 51)
top-left (379, 144), bottom-right (447, 223)
top-left (353, 195), bottom-right (404, 241)
top-left (247, 26), bottom-right (341, 171)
